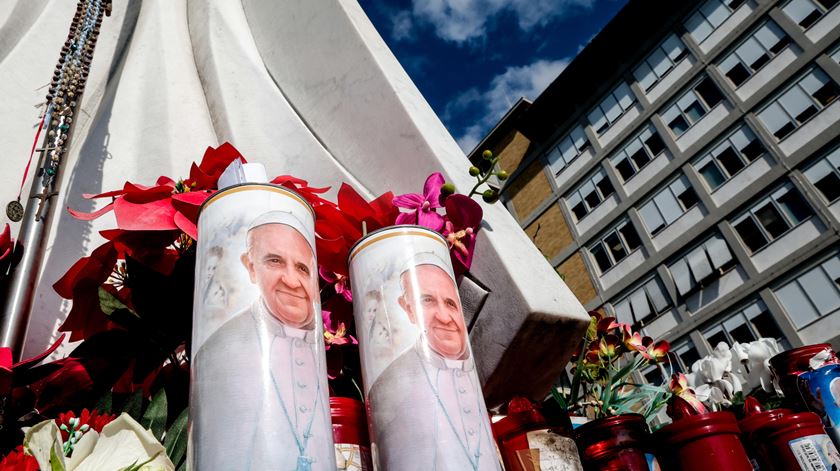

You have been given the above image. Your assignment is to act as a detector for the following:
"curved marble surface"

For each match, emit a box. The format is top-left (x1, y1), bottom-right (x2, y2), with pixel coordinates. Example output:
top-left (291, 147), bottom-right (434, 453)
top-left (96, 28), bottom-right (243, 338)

top-left (0, 0), bottom-right (588, 404)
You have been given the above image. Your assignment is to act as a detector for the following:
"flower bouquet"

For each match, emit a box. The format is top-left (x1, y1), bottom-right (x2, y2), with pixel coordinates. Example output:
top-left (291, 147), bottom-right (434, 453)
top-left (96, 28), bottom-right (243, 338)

top-left (552, 311), bottom-right (671, 421)
top-left (0, 143), bottom-right (506, 468)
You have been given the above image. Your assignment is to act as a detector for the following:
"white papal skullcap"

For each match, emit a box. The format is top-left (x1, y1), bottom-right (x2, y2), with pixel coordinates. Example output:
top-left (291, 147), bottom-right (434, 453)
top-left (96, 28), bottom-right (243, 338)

top-left (247, 210), bottom-right (315, 254)
top-left (401, 251), bottom-right (456, 284)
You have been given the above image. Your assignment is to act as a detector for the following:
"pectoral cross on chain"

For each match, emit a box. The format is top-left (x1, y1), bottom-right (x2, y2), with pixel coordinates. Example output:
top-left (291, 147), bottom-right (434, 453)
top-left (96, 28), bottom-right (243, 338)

top-left (31, 190), bottom-right (58, 221)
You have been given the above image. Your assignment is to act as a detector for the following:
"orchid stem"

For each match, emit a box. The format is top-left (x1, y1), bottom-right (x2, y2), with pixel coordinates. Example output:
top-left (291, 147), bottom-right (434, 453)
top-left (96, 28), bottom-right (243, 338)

top-left (351, 377), bottom-right (364, 401)
top-left (468, 157), bottom-right (500, 197)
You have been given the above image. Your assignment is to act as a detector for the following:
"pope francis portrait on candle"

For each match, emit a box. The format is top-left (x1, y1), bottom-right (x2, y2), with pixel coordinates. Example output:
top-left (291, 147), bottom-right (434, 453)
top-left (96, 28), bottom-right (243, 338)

top-left (190, 211), bottom-right (333, 471)
top-left (368, 253), bottom-right (501, 471)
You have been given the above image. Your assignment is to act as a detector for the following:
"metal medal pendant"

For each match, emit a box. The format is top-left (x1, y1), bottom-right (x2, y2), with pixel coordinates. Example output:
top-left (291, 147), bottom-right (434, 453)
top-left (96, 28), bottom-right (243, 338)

top-left (6, 200), bottom-right (24, 222)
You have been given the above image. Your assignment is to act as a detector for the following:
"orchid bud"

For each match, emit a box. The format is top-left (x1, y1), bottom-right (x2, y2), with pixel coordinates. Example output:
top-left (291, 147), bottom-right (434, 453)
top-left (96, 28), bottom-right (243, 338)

top-left (497, 170), bottom-right (509, 180)
top-left (441, 182), bottom-right (456, 195)
top-left (482, 189), bottom-right (499, 203)
top-left (482, 150), bottom-right (493, 160)
top-left (468, 166), bottom-right (480, 176)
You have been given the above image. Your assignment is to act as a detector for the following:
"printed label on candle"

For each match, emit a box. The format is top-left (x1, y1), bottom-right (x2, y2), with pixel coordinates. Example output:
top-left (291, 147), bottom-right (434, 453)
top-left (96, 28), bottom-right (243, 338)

top-left (788, 434), bottom-right (840, 471)
top-left (334, 443), bottom-right (371, 470)
top-left (524, 429), bottom-right (583, 471)
top-left (645, 453), bottom-right (661, 471)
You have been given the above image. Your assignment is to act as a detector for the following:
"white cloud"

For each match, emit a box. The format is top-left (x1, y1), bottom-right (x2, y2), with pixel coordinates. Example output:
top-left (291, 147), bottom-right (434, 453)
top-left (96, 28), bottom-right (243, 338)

top-left (452, 58), bottom-right (569, 152)
top-left (405, 0), bottom-right (595, 44)
top-left (391, 11), bottom-right (414, 41)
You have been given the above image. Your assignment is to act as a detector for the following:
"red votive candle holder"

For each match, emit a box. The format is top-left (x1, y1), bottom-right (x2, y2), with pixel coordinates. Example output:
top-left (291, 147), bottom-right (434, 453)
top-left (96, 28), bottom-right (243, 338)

top-left (330, 397), bottom-right (372, 470)
top-left (753, 411), bottom-right (840, 471)
top-left (769, 344), bottom-right (835, 405)
top-left (574, 414), bottom-right (653, 471)
top-left (738, 398), bottom-right (792, 470)
top-left (655, 411), bottom-right (752, 471)
top-left (492, 397), bottom-right (583, 471)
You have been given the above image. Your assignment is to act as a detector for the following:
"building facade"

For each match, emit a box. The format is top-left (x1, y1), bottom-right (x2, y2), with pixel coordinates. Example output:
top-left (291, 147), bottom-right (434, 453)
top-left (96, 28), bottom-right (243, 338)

top-left (471, 0), bottom-right (840, 382)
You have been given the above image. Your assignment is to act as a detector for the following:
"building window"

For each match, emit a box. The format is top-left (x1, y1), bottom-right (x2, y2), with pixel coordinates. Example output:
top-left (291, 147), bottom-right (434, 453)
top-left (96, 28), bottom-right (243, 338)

top-left (685, 0), bottom-right (748, 44)
top-left (803, 146), bottom-right (840, 203)
top-left (638, 175), bottom-right (700, 235)
top-left (546, 125), bottom-right (591, 178)
top-left (832, 44), bottom-right (840, 64)
top-left (718, 20), bottom-right (790, 87)
top-left (610, 124), bottom-right (667, 181)
top-left (668, 233), bottom-right (736, 297)
top-left (703, 299), bottom-right (790, 349)
top-left (633, 34), bottom-right (690, 92)
top-left (612, 276), bottom-right (672, 327)
top-left (661, 77), bottom-right (725, 137)
top-left (587, 82), bottom-right (636, 135)
top-left (693, 124), bottom-right (766, 190)
top-left (782, 0), bottom-right (839, 29)
top-left (774, 253), bottom-right (840, 328)
top-left (589, 220), bottom-right (642, 273)
top-left (565, 168), bottom-right (615, 222)
top-left (757, 67), bottom-right (840, 140)
top-left (731, 183), bottom-right (814, 253)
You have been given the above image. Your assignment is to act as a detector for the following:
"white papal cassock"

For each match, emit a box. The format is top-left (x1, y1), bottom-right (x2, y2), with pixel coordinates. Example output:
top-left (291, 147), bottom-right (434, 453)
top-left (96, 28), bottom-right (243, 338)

top-left (190, 299), bottom-right (334, 470)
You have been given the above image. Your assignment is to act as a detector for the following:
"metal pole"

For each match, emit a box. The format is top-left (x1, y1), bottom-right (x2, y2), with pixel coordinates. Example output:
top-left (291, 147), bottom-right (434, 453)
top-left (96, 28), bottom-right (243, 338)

top-left (0, 0), bottom-right (111, 360)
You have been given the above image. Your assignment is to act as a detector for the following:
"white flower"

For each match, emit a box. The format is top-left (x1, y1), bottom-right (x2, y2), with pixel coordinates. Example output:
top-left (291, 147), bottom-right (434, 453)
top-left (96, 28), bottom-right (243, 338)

top-left (687, 342), bottom-right (744, 408)
top-left (24, 413), bottom-right (175, 471)
top-left (731, 338), bottom-right (782, 393)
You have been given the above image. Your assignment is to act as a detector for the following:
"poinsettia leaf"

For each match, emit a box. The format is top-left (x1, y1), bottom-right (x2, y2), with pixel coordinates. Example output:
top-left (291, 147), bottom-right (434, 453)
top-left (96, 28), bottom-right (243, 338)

top-left (164, 407), bottom-right (188, 466)
top-left (141, 389), bottom-right (168, 441)
top-left (98, 287), bottom-right (133, 317)
top-left (94, 389), bottom-right (113, 414)
top-left (121, 388), bottom-right (144, 421)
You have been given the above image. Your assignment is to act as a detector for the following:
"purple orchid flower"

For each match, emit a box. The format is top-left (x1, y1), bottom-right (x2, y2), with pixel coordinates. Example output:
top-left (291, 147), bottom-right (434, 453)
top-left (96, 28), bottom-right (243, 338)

top-left (443, 194), bottom-right (483, 272)
top-left (319, 266), bottom-right (353, 302)
top-left (393, 172), bottom-right (445, 231)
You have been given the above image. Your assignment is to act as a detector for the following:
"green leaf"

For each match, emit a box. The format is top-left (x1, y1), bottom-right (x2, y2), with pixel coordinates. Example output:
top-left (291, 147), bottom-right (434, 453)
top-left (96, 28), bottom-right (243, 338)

top-left (98, 287), bottom-right (134, 316)
top-left (119, 452), bottom-right (160, 471)
top-left (177, 461), bottom-right (187, 471)
top-left (94, 389), bottom-right (113, 414)
top-left (122, 389), bottom-right (145, 421)
top-left (164, 407), bottom-right (189, 466)
top-left (50, 444), bottom-right (65, 471)
top-left (141, 389), bottom-right (168, 441)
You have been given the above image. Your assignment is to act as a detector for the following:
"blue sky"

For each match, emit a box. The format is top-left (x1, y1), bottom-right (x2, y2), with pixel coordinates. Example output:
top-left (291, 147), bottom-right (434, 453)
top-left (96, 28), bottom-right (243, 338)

top-left (359, 0), bottom-right (630, 153)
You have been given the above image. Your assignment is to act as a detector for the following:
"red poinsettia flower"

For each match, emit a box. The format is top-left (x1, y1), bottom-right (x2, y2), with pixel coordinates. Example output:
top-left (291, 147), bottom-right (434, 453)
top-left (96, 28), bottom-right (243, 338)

top-left (442, 194), bottom-right (482, 273)
top-left (67, 142), bottom-right (243, 237)
top-left (271, 175), bottom-right (335, 209)
top-left (0, 223), bottom-right (12, 262)
top-left (0, 445), bottom-right (38, 471)
top-left (187, 142), bottom-right (247, 190)
top-left (56, 408), bottom-right (116, 441)
top-left (0, 334), bottom-right (66, 396)
top-left (315, 183), bottom-right (399, 276)
top-left (393, 172), bottom-right (445, 231)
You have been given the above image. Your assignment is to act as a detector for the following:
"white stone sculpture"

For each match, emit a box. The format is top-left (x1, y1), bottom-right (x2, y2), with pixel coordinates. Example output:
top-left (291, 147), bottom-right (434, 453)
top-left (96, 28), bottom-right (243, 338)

top-left (0, 0), bottom-right (588, 404)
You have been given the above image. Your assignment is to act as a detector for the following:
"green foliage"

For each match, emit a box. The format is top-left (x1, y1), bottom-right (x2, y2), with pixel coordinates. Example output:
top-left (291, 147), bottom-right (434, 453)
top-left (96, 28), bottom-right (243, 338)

top-left (164, 408), bottom-right (189, 469)
top-left (94, 389), bottom-right (113, 414)
top-left (141, 389), bottom-right (168, 441)
top-left (50, 445), bottom-right (65, 471)
top-left (121, 389), bottom-right (144, 422)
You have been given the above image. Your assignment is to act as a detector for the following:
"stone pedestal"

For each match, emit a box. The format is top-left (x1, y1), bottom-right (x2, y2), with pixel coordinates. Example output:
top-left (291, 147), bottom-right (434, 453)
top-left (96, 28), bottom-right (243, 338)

top-left (0, 0), bottom-right (589, 405)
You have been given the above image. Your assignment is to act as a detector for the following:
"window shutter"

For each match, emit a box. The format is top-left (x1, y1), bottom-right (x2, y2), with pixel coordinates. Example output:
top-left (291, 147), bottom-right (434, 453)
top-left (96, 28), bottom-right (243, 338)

top-left (705, 234), bottom-right (733, 270)
top-left (687, 245), bottom-right (714, 282)
top-left (671, 259), bottom-right (693, 296)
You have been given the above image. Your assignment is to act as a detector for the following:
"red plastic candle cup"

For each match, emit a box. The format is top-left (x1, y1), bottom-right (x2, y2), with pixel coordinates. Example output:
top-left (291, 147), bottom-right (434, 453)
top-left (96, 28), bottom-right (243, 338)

top-left (574, 414), bottom-right (654, 471)
top-left (769, 344), bottom-right (835, 405)
top-left (738, 406), bottom-right (791, 470)
top-left (492, 398), bottom-right (583, 471)
top-left (330, 397), bottom-right (372, 470)
top-left (655, 411), bottom-right (752, 471)
top-left (753, 411), bottom-right (840, 471)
